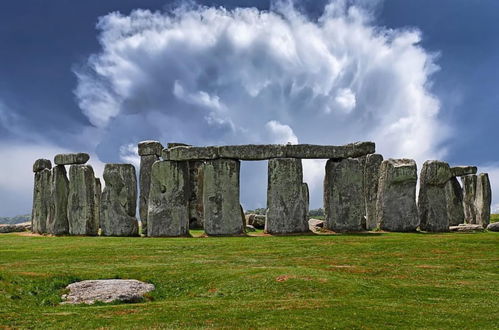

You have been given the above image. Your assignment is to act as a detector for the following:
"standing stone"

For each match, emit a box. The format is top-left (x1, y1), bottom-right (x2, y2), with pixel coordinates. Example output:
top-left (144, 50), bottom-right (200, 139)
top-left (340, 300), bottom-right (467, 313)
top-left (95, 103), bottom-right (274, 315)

top-left (266, 158), bottom-right (309, 234)
top-left (203, 159), bottom-right (243, 236)
top-left (462, 175), bottom-right (478, 224)
top-left (419, 160), bottom-right (452, 232)
top-left (188, 161), bottom-right (205, 229)
top-left (364, 154), bottom-right (383, 230)
top-left (47, 165), bottom-right (69, 235)
top-left (68, 165), bottom-right (98, 236)
top-left (147, 160), bottom-right (190, 237)
top-left (31, 160), bottom-right (52, 234)
top-left (445, 177), bottom-right (465, 226)
top-left (94, 178), bottom-right (102, 231)
top-left (475, 173), bottom-right (491, 228)
top-left (138, 140), bottom-right (163, 236)
top-left (376, 159), bottom-right (419, 232)
top-left (101, 164), bottom-right (139, 236)
top-left (324, 158), bottom-right (364, 232)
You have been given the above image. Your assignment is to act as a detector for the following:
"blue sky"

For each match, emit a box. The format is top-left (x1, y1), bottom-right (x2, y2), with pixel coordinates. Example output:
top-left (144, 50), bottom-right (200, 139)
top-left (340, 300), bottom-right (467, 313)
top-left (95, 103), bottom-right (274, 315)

top-left (0, 0), bottom-right (498, 216)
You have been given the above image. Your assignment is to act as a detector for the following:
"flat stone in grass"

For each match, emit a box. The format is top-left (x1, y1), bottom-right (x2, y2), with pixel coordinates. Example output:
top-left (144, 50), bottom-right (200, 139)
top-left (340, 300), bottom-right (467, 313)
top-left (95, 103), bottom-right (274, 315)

top-left (449, 224), bottom-right (485, 232)
top-left (62, 279), bottom-right (155, 305)
top-left (487, 222), bottom-right (499, 232)
top-left (0, 222), bottom-right (31, 233)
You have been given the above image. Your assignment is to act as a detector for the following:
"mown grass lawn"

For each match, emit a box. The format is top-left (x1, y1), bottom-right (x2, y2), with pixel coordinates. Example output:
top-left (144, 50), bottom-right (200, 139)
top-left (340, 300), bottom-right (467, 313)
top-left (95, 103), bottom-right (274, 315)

top-left (0, 230), bottom-right (498, 329)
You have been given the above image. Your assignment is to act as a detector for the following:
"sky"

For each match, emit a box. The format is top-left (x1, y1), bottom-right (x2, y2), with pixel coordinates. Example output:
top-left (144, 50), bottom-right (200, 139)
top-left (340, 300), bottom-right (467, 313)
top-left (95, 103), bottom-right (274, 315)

top-left (0, 0), bottom-right (498, 217)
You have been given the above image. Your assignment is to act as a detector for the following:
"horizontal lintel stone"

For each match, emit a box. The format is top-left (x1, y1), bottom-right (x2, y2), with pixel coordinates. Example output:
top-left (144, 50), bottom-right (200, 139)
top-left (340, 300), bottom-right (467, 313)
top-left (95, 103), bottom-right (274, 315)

top-left (54, 153), bottom-right (90, 165)
top-left (165, 141), bottom-right (375, 161)
top-left (451, 166), bottom-right (478, 177)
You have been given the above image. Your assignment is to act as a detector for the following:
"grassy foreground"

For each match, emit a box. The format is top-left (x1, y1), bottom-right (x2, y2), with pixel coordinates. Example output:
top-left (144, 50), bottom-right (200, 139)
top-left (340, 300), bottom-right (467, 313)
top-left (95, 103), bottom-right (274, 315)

top-left (0, 231), bottom-right (498, 329)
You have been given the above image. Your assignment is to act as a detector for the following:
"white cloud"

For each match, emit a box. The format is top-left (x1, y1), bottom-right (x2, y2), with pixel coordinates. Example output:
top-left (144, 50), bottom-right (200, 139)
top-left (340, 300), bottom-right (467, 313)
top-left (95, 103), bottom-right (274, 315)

top-left (72, 1), bottom-right (449, 208)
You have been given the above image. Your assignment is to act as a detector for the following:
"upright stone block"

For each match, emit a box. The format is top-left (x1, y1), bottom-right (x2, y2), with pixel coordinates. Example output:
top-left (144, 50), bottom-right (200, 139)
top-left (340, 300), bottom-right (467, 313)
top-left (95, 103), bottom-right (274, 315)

top-left (47, 165), bottom-right (69, 235)
top-left (68, 165), bottom-right (98, 236)
top-left (147, 160), bottom-right (190, 237)
top-left (324, 158), bottom-right (364, 232)
top-left (31, 164), bottom-right (52, 234)
top-left (419, 160), bottom-right (452, 232)
top-left (266, 158), bottom-right (309, 234)
top-left (188, 161), bottom-right (205, 229)
top-left (462, 175), bottom-right (478, 224)
top-left (364, 154), bottom-right (383, 230)
top-left (94, 178), bottom-right (101, 231)
top-left (203, 159), bottom-right (243, 236)
top-left (100, 164), bottom-right (139, 236)
top-left (33, 159), bottom-right (52, 172)
top-left (376, 159), bottom-right (419, 232)
top-left (475, 173), bottom-right (491, 228)
top-left (445, 177), bottom-right (465, 226)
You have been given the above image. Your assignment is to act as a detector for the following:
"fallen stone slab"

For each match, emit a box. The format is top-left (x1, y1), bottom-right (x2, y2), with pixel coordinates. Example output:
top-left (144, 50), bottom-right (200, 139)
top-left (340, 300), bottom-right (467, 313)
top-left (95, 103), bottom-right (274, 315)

top-left (486, 222), bottom-right (499, 232)
top-left (54, 153), bottom-right (90, 165)
top-left (308, 219), bottom-right (324, 233)
top-left (138, 140), bottom-right (163, 156)
top-left (245, 214), bottom-right (266, 229)
top-left (33, 159), bottom-right (52, 172)
top-left (0, 222), bottom-right (31, 233)
top-left (451, 166), bottom-right (477, 177)
top-left (449, 224), bottom-right (485, 232)
top-left (166, 142), bottom-right (375, 161)
top-left (61, 279), bottom-right (155, 305)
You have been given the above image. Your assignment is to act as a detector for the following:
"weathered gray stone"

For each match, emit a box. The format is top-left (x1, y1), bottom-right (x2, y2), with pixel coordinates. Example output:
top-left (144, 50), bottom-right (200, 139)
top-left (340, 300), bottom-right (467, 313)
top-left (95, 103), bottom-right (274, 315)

top-left (188, 161), bottom-right (205, 229)
top-left (203, 159), bottom-right (243, 236)
top-left (475, 173), bottom-right (491, 228)
top-left (139, 154), bottom-right (160, 236)
top-left (138, 140), bottom-right (163, 156)
top-left (54, 153), bottom-right (90, 165)
top-left (445, 177), bottom-right (465, 226)
top-left (147, 160), bottom-right (190, 237)
top-left (166, 142), bottom-right (375, 161)
top-left (0, 222), bottom-right (31, 233)
top-left (33, 159), bottom-right (52, 172)
top-left (245, 214), bottom-right (266, 229)
top-left (245, 225), bottom-right (256, 232)
top-left (68, 165), bottom-right (98, 236)
top-left (94, 178), bottom-right (101, 232)
top-left (462, 175), bottom-right (478, 224)
top-left (100, 164), bottom-right (139, 237)
top-left (31, 168), bottom-right (51, 234)
top-left (486, 222), bottom-right (499, 232)
top-left (47, 165), bottom-right (69, 235)
top-left (364, 154), bottom-right (383, 230)
top-left (266, 158), bottom-right (309, 234)
top-left (324, 158), bottom-right (364, 232)
top-left (451, 166), bottom-right (477, 177)
top-left (419, 160), bottom-right (452, 232)
top-left (62, 279), bottom-right (155, 305)
top-left (449, 224), bottom-right (484, 232)
top-left (167, 142), bottom-right (191, 149)
top-left (376, 159), bottom-right (419, 232)
top-left (308, 218), bottom-right (325, 233)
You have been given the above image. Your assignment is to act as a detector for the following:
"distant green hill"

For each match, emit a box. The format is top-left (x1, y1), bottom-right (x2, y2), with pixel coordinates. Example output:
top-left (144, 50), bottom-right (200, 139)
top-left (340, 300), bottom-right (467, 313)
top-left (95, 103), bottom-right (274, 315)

top-left (0, 214), bottom-right (30, 224)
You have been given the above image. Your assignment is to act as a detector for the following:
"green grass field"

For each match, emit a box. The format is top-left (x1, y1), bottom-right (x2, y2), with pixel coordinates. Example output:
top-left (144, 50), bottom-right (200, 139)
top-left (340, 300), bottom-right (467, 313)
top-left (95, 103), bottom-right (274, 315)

top-left (0, 230), bottom-right (498, 329)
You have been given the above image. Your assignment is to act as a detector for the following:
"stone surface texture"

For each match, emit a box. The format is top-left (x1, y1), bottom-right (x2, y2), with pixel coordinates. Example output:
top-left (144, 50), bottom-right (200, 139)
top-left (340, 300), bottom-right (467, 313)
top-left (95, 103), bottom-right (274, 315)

top-left (62, 279), bottom-right (155, 305)
top-left (445, 177), bottom-right (465, 226)
top-left (68, 165), bottom-right (98, 235)
top-left (32, 168), bottom-right (52, 234)
top-left (449, 224), bottom-right (485, 232)
top-left (376, 159), bottom-right (419, 232)
top-left (47, 165), bottom-right (69, 235)
top-left (419, 160), bottom-right (452, 232)
top-left (33, 159), bottom-right (52, 172)
top-left (364, 154), bottom-right (383, 230)
top-left (139, 155), bottom-right (159, 236)
top-left (147, 161), bottom-right (190, 237)
top-left (203, 159), bottom-right (243, 236)
top-left (266, 158), bottom-right (309, 234)
top-left (308, 219), bottom-right (325, 233)
top-left (167, 142), bottom-right (375, 161)
top-left (100, 164), bottom-right (139, 237)
top-left (475, 173), bottom-right (491, 228)
top-left (138, 140), bottom-right (163, 156)
top-left (324, 158), bottom-right (364, 232)
top-left (486, 222), bottom-right (499, 232)
top-left (188, 161), bottom-right (205, 229)
top-left (94, 178), bottom-right (101, 232)
top-left (245, 214), bottom-right (266, 229)
top-left (462, 175), bottom-right (478, 224)
top-left (451, 166), bottom-right (477, 177)
top-left (0, 222), bottom-right (31, 233)
top-left (54, 153), bottom-right (89, 165)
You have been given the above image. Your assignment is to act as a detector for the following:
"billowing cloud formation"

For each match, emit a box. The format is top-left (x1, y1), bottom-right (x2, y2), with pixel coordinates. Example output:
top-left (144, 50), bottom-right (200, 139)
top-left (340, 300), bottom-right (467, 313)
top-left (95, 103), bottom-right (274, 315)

top-left (75, 1), bottom-right (446, 209)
